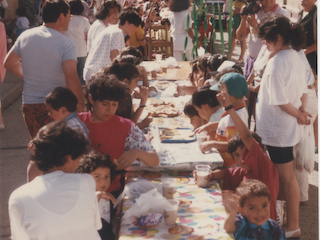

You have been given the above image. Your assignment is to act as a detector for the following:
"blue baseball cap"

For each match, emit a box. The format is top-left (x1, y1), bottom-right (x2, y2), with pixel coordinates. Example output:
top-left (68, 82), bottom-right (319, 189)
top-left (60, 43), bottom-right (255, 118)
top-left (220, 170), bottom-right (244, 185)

top-left (210, 72), bottom-right (248, 98)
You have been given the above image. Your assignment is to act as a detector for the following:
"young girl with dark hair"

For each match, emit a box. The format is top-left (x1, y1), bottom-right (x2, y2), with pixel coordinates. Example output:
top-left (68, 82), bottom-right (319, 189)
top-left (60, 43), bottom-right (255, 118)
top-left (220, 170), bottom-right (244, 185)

top-left (256, 14), bottom-right (311, 239)
top-left (87, 0), bottom-right (121, 53)
top-left (103, 62), bottom-right (152, 128)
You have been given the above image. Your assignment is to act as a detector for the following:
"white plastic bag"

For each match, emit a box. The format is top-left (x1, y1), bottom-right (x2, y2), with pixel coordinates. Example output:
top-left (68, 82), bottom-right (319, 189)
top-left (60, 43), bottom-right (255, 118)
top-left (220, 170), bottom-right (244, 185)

top-left (293, 125), bottom-right (315, 174)
top-left (122, 188), bottom-right (172, 224)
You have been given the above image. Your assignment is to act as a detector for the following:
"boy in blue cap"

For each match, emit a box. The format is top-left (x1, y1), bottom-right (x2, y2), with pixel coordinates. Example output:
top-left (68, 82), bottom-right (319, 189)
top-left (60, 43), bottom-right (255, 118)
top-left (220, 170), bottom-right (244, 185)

top-left (195, 72), bottom-right (249, 166)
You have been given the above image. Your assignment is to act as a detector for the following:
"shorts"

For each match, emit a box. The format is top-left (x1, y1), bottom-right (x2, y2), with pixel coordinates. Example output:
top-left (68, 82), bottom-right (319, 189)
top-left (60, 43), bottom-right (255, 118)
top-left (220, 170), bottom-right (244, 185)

top-left (267, 145), bottom-right (294, 164)
top-left (22, 103), bottom-right (52, 139)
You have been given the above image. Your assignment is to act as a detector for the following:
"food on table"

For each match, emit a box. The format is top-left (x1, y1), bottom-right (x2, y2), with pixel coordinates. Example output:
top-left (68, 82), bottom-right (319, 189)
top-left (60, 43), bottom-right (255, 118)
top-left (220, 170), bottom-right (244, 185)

top-left (153, 80), bottom-right (170, 90)
top-left (146, 103), bottom-right (180, 118)
top-left (161, 128), bottom-right (194, 141)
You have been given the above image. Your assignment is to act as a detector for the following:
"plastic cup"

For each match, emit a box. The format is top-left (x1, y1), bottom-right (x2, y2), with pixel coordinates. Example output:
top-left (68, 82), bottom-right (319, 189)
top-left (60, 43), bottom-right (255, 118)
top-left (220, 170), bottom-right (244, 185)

top-left (162, 178), bottom-right (176, 199)
top-left (196, 131), bottom-right (208, 145)
top-left (195, 164), bottom-right (211, 187)
top-left (155, 54), bottom-right (162, 61)
top-left (164, 199), bottom-right (179, 225)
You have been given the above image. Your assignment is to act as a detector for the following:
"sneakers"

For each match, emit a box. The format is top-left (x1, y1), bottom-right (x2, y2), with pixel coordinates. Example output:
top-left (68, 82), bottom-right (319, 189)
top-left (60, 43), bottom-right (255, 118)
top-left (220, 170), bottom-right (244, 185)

top-left (276, 200), bottom-right (286, 226)
top-left (0, 123), bottom-right (4, 130)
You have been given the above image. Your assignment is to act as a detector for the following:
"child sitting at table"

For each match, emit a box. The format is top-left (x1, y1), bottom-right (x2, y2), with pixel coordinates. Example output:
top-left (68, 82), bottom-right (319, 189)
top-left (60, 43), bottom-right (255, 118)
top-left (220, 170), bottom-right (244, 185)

top-left (9, 121), bottom-right (102, 240)
top-left (45, 86), bottom-right (89, 138)
top-left (183, 101), bottom-right (207, 129)
top-left (177, 54), bottom-right (227, 96)
top-left (195, 81), bottom-right (279, 220)
top-left (223, 179), bottom-right (285, 239)
top-left (79, 73), bottom-right (159, 198)
top-left (102, 62), bottom-right (153, 129)
top-left (192, 85), bottom-right (224, 123)
top-left (76, 151), bottom-right (117, 240)
top-left (195, 72), bottom-right (248, 166)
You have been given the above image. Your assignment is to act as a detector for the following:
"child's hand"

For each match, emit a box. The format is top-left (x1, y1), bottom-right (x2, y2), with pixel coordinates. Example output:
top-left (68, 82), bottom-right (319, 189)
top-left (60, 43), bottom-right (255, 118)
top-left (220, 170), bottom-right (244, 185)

top-left (116, 149), bottom-right (139, 170)
top-left (223, 196), bottom-right (239, 215)
top-left (193, 170), bottom-right (214, 183)
top-left (139, 86), bottom-right (149, 102)
top-left (216, 82), bottom-right (231, 108)
top-left (96, 191), bottom-right (116, 204)
top-left (199, 141), bottom-right (214, 153)
top-left (140, 114), bottom-right (153, 128)
top-left (27, 140), bottom-right (34, 151)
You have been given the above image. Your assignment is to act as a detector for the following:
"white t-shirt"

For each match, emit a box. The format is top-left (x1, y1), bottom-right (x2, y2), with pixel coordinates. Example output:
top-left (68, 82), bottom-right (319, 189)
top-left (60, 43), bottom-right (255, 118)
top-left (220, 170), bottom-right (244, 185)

top-left (216, 106), bottom-right (248, 138)
top-left (83, 24), bottom-right (125, 82)
top-left (256, 49), bottom-right (308, 147)
top-left (64, 15), bottom-right (91, 57)
top-left (9, 171), bottom-right (102, 240)
top-left (247, 6), bottom-right (289, 58)
top-left (15, 16), bottom-right (29, 30)
top-left (168, 9), bottom-right (193, 51)
top-left (87, 19), bottom-right (108, 54)
top-left (209, 107), bottom-right (224, 122)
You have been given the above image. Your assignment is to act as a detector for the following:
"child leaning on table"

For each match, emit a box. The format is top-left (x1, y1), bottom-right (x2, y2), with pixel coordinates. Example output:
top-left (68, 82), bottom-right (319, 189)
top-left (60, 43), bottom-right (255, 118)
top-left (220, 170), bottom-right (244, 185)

top-left (45, 86), bottom-right (89, 138)
top-left (223, 179), bottom-right (285, 240)
top-left (76, 151), bottom-right (117, 240)
top-left (194, 81), bottom-right (279, 220)
top-left (195, 72), bottom-right (249, 166)
top-left (183, 101), bottom-right (207, 129)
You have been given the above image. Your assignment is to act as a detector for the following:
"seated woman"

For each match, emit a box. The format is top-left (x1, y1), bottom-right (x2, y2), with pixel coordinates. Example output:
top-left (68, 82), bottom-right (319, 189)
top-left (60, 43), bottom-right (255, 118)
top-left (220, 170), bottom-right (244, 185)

top-left (8, 121), bottom-right (101, 240)
top-left (103, 62), bottom-right (153, 129)
top-left (79, 73), bottom-right (159, 197)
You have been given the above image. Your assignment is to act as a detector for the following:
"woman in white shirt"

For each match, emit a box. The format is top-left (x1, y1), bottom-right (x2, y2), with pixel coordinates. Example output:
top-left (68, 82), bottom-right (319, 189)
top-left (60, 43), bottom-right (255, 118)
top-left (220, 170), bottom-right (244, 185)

top-left (8, 121), bottom-right (102, 240)
top-left (256, 15), bottom-right (311, 239)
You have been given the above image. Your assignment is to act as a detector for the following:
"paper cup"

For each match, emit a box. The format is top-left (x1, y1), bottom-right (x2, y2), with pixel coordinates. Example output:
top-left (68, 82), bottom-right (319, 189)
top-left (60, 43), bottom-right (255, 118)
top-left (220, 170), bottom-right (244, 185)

top-left (164, 199), bottom-right (179, 225)
top-left (162, 178), bottom-right (176, 199)
top-left (196, 131), bottom-right (208, 145)
top-left (195, 164), bottom-right (211, 187)
top-left (155, 54), bottom-right (162, 61)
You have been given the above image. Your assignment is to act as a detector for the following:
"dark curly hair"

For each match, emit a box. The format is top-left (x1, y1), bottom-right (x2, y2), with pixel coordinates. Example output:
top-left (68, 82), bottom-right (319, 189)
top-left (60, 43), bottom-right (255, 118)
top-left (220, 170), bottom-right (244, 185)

top-left (168, 0), bottom-right (190, 12)
top-left (236, 179), bottom-right (270, 208)
top-left (76, 151), bottom-right (116, 181)
top-left (84, 72), bottom-right (128, 111)
top-left (258, 14), bottom-right (306, 51)
top-left (95, 0), bottom-right (121, 20)
top-left (190, 54), bottom-right (227, 83)
top-left (31, 121), bottom-right (90, 172)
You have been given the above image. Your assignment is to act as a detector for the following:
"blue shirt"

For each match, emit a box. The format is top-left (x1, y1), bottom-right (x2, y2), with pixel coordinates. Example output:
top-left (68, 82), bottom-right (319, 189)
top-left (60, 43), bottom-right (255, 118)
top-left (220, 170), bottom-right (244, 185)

top-left (234, 214), bottom-right (285, 240)
top-left (66, 111), bottom-right (89, 139)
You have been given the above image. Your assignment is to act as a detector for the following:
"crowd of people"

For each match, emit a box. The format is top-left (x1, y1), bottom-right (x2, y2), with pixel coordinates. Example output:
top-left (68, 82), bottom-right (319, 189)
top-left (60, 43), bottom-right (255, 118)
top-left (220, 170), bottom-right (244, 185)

top-left (0, 0), bottom-right (318, 239)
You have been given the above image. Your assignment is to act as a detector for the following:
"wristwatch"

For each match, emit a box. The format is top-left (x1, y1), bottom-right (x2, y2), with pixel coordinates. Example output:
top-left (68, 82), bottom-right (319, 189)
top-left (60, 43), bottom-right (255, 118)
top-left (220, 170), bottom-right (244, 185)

top-left (224, 104), bottom-right (234, 111)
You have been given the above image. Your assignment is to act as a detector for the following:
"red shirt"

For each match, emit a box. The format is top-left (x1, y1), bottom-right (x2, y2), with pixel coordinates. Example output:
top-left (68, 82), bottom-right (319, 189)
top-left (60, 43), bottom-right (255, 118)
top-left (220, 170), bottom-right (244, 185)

top-left (78, 112), bottom-right (134, 192)
top-left (223, 139), bottom-right (279, 221)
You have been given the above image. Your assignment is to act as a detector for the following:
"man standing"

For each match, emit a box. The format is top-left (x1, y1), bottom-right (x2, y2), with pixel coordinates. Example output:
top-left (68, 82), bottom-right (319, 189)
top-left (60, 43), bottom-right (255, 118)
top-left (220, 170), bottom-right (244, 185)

top-left (4, 0), bottom-right (84, 181)
top-left (236, 0), bottom-right (289, 79)
top-left (83, 9), bottom-right (141, 82)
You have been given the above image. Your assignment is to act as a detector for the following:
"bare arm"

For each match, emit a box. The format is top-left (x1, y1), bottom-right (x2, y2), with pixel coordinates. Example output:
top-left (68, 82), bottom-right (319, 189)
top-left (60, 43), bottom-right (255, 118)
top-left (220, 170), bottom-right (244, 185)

top-left (279, 102), bottom-right (311, 125)
top-left (223, 199), bottom-right (238, 233)
top-left (110, 49), bottom-right (120, 63)
top-left (199, 140), bottom-right (228, 153)
top-left (4, 49), bottom-right (23, 79)
top-left (304, 42), bottom-right (317, 55)
top-left (63, 59), bottom-right (84, 112)
top-left (116, 149), bottom-right (159, 170)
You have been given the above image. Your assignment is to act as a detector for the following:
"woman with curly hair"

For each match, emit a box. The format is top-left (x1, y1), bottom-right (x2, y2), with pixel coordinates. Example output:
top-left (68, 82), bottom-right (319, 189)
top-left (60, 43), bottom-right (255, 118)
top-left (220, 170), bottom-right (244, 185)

top-left (167, 0), bottom-right (195, 60)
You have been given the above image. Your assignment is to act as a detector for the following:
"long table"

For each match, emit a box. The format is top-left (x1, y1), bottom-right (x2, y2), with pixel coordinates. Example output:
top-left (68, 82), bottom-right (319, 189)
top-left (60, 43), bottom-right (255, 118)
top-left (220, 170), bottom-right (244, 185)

top-left (118, 171), bottom-right (233, 240)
